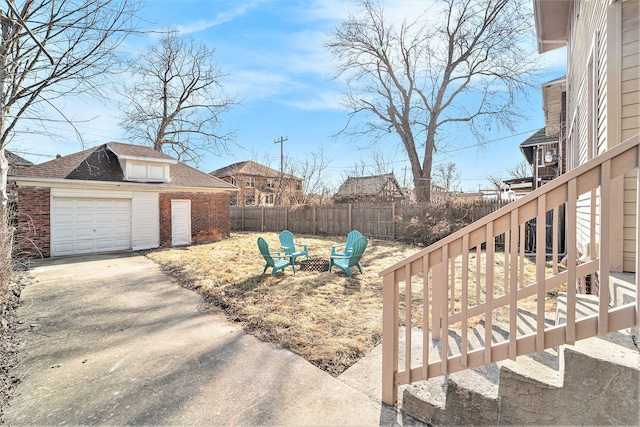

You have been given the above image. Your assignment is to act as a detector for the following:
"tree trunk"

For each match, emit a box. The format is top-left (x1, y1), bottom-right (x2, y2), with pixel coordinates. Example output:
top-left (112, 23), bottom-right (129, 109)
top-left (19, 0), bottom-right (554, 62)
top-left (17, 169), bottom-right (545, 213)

top-left (0, 148), bottom-right (7, 211)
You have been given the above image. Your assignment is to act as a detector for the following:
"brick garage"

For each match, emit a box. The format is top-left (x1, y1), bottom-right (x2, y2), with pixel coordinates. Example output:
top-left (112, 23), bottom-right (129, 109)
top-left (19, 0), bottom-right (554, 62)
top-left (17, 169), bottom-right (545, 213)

top-left (159, 192), bottom-right (231, 247)
top-left (15, 187), bottom-right (51, 258)
top-left (9, 142), bottom-right (237, 257)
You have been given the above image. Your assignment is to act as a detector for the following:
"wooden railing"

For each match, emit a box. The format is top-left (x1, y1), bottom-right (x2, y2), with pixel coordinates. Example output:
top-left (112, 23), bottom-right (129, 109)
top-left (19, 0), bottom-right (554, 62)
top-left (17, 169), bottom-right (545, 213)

top-left (380, 134), bottom-right (640, 405)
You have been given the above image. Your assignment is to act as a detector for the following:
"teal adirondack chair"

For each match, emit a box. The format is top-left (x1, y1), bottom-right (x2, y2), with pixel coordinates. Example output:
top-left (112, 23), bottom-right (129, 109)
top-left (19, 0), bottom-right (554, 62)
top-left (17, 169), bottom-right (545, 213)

top-left (278, 230), bottom-right (308, 264)
top-left (258, 237), bottom-right (295, 276)
top-left (330, 230), bottom-right (362, 257)
top-left (329, 236), bottom-right (368, 278)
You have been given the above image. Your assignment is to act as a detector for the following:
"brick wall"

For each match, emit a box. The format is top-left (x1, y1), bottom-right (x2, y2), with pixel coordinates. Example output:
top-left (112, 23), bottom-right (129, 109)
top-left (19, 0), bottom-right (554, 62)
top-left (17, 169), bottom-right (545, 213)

top-left (159, 192), bottom-right (231, 247)
top-left (16, 186), bottom-right (51, 258)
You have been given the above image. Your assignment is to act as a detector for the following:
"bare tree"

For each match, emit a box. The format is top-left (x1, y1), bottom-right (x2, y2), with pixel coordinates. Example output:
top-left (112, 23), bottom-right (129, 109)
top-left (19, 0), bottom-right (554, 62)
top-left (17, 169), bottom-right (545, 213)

top-left (342, 147), bottom-right (398, 181)
top-left (507, 160), bottom-right (531, 179)
top-left (119, 30), bottom-right (237, 165)
top-left (487, 159), bottom-right (531, 190)
top-left (487, 175), bottom-right (504, 190)
top-left (327, 0), bottom-right (544, 202)
top-left (288, 148), bottom-right (333, 205)
top-left (433, 162), bottom-right (460, 193)
top-left (0, 0), bottom-right (142, 209)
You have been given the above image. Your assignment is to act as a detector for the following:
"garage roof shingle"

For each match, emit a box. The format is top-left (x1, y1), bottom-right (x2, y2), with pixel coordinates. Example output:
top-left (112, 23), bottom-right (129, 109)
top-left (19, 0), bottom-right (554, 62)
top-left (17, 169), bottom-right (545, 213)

top-left (9, 142), bottom-right (236, 190)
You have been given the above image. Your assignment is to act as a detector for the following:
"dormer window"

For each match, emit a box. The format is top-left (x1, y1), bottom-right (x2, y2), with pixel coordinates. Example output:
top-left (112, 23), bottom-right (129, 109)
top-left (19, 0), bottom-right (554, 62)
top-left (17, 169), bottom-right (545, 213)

top-left (129, 161), bottom-right (169, 181)
top-left (116, 157), bottom-right (176, 183)
top-left (106, 143), bottom-right (177, 183)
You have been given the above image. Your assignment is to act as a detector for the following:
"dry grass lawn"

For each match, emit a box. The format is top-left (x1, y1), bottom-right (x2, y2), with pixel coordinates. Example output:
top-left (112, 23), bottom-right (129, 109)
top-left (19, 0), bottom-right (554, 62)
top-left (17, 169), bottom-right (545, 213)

top-left (146, 232), bottom-right (559, 376)
top-left (146, 232), bottom-right (418, 376)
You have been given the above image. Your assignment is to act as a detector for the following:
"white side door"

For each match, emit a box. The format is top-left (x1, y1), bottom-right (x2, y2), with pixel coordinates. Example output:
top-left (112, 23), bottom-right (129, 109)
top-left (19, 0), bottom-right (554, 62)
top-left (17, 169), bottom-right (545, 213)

top-left (171, 200), bottom-right (191, 246)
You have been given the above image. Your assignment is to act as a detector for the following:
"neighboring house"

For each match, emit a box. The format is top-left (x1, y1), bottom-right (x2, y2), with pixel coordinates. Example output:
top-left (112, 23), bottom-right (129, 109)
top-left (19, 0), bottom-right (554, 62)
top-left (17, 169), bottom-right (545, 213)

top-left (540, 76), bottom-right (568, 174)
top-left (510, 78), bottom-right (566, 193)
top-left (5, 150), bottom-right (34, 206)
top-left (519, 128), bottom-right (562, 189)
top-left (400, 187), bottom-right (416, 203)
top-left (211, 160), bottom-right (303, 206)
top-left (502, 177), bottom-right (534, 200)
top-left (9, 142), bottom-right (237, 258)
top-left (6, 150), bottom-right (34, 174)
top-left (333, 173), bottom-right (405, 203)
top-left (535, 0), bottom-right (639, 272)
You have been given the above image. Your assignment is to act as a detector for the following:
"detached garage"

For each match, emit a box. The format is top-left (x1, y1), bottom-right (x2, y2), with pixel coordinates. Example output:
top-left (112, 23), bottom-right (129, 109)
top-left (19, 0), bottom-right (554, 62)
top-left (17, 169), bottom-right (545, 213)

top-left (9, 142), bottom-right (237, 258)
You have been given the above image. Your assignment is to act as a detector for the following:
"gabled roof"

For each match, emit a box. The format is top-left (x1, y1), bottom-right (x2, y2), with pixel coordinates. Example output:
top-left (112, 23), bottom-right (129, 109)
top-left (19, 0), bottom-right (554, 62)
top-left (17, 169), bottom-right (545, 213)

top-left (519, 128), bottom-right (559, 165)
top-left (107, 141), bottom-right (177, 161)
top-left (210, 160), bottom-right (301, 181)
top-left (9, 142), bottom-right (236, 190)
top-left (6, 150), bottom-right (34, 174)
top-left (334, 173), bottom-right (404, 200)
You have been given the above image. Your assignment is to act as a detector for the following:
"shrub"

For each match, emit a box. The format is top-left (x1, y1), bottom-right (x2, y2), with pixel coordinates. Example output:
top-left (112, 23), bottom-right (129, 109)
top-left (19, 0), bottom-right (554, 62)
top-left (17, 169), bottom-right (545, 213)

top-left (400, 198), bottom-right (490, 247)
top-left (0, 208), bottom-right (15, 294)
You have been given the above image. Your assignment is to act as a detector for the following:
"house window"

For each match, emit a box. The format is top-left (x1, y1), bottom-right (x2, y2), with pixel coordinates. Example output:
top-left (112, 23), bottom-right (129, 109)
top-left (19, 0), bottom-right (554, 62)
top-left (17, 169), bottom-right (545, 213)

top-left (266, 194), bottom-right (274, 204)
top-left (245, 177), bottom-right (255, 188)
top-left (245, 195), bottom-right (255, 205)
top-left (231, 177), bottom-right (237, 186)
top-left (267, 179), bottom-right (275, 188)
top-left (296, 182), bottom-right (302, 191)
top-left (230, 195), bottom-right (237, 205)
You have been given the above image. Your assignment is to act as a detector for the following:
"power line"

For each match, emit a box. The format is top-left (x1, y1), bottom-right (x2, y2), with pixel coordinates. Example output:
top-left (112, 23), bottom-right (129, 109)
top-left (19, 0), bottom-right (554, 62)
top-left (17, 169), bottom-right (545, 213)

top-left (317, 127), bottom-right (539, 171)
top-left (5, 149), bottom-right (57, 159)
top-left (436, 128), bottom-right (540, 154)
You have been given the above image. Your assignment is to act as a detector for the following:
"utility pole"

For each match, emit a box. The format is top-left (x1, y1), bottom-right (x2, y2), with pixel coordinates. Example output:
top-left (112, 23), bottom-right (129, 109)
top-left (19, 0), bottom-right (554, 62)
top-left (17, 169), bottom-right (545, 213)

top-left (274, 136), bottom-right (287, 205)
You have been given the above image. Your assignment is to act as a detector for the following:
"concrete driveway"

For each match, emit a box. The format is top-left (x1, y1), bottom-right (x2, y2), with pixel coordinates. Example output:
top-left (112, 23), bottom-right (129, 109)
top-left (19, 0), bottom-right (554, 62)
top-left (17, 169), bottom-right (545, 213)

top-left (4, 252), bottom-right (406, 425)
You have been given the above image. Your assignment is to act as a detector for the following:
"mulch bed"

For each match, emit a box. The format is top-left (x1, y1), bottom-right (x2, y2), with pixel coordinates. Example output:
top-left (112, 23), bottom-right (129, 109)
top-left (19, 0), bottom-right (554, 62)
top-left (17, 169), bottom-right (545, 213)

top-left (0, 272), bottom-right (28, 421)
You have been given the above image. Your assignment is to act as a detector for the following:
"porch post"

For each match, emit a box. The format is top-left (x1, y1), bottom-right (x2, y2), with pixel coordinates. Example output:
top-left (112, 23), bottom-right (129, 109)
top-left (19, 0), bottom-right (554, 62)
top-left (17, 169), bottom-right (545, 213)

top-left (382, 272), bottom-right (399, 405)
top-left (431, 262), bottom-right (443, 340)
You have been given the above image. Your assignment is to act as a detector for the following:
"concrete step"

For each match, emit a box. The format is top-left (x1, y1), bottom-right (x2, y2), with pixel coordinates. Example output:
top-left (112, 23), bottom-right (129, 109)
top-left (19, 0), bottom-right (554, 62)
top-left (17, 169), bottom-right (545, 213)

top-left (401, 313), bottom-right (562, 425)
top-left (609, 272), bottom-right (636, 307)
top-left (400, 286), bottom-right (640, 425)
top-left (403, 329), bottom-right (639, 425)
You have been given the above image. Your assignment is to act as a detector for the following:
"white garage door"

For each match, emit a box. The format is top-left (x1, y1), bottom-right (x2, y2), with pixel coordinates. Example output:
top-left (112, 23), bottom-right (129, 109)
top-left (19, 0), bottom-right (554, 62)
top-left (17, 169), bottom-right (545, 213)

top-left (51, 198), bottom-right (132, 256)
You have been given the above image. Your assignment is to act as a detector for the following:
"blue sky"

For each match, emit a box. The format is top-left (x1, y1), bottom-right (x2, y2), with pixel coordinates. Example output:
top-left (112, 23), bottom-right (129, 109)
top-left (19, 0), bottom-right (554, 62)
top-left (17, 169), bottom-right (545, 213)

top-left (9, 0), bottom-right (567, 192)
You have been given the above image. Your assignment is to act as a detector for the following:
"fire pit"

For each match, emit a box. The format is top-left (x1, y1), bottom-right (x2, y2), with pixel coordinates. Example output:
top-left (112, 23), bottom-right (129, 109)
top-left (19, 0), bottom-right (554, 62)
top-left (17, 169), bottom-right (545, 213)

top-left (300, 258), bottom-right (330, 272)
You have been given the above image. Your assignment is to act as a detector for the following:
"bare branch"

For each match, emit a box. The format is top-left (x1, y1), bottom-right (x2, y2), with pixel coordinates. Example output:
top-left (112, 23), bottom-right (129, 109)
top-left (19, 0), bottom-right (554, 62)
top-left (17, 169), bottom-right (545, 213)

top-left (119, 30), bottom-right (238, 165)
top-left (326, 0), bottom-right (545, 201)
top-left (1, 0), bottom-right (143, 209)
top-left (507, 160), bottom-right (531, 179)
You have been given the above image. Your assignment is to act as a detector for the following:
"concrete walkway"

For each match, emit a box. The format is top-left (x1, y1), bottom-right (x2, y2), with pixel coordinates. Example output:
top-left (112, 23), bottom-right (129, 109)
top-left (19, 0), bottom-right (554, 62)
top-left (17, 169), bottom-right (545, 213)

top-left (4, 253), bottom-right (410, 426)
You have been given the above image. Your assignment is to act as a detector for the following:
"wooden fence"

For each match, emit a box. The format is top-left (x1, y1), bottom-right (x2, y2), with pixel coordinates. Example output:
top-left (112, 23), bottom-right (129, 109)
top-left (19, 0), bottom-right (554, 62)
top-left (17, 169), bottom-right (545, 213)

top-left (230, 201), bottom-right (509, 241)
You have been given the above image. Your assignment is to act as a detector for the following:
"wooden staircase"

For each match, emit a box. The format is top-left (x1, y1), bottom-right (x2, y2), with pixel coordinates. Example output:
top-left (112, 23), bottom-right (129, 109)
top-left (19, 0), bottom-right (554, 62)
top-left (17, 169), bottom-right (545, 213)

top-left (398, 275), bottom-right (639, 425)
top-left (379, 134), bottom-right (640, 409)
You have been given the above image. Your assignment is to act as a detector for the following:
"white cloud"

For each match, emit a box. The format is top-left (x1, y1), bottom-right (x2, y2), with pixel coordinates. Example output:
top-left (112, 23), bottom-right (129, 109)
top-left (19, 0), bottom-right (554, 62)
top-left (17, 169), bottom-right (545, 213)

top-left (279, 90), bottom-right (345, 112)
top-left (283, 29), bottom-right (336, 78)
top-left (176, 0), bottom-right (268, 35)
top-left (293, 0), bottom-right (354, 23)
top-left (225, 70), bottom-right (295, 100)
